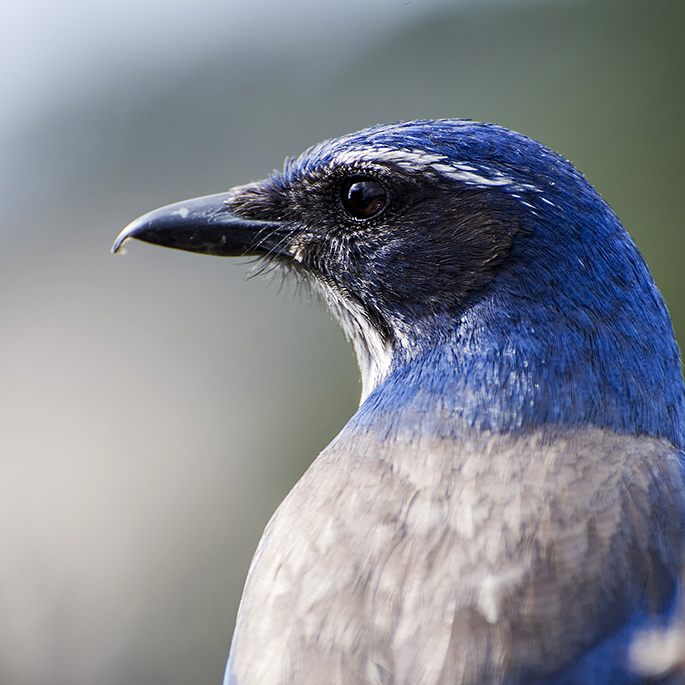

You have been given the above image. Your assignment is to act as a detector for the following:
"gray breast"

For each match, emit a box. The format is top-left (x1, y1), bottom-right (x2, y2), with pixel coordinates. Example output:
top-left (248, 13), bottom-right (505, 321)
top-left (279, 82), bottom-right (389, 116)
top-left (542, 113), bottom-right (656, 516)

top-left (227, 425), bottom-right (685, 685)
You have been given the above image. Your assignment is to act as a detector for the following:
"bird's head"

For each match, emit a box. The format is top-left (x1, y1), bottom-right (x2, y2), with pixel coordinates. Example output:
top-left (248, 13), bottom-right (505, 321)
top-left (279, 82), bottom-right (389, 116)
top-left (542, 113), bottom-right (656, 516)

top-left (114, 120), bottom-right (685, 444)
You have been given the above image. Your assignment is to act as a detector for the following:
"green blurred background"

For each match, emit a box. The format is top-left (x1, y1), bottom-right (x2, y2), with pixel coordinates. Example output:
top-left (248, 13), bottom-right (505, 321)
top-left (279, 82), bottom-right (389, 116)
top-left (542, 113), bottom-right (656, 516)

top-left (0, 0), bottom-right (683, 682)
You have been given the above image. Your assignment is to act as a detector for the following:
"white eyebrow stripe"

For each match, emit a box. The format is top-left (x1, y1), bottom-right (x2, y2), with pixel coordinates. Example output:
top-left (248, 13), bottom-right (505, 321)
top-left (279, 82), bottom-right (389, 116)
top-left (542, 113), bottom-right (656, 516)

top-left (438, 169), bottom-right (513, 187)
top-left (431, 163), bottom-right (462, 174)
top-left (327, 146), bottom-right (540, 193)
top-left (332, 146), bottom-right (447, 168)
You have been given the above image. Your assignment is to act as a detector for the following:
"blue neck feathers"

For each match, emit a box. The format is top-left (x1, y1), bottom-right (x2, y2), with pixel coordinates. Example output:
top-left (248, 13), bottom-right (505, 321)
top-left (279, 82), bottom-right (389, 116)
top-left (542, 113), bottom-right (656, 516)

top-left (354, 197), bottom-right (685, 448)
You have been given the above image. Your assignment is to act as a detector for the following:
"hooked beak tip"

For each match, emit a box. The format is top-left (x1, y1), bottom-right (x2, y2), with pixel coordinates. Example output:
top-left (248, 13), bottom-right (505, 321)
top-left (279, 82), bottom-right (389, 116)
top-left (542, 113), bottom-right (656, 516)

top-left (112, 212), bottom-right (153, 254)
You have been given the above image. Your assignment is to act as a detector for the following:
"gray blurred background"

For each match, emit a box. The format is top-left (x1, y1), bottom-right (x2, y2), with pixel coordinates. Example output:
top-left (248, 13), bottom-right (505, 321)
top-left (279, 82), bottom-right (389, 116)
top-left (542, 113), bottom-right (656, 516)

top-left (0, 0), bottom-right (683, 682)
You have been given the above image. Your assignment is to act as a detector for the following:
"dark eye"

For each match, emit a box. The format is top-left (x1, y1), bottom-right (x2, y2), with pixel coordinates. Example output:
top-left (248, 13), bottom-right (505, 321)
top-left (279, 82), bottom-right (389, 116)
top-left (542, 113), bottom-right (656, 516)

top-left (340, 176), bottom-right (387, 220)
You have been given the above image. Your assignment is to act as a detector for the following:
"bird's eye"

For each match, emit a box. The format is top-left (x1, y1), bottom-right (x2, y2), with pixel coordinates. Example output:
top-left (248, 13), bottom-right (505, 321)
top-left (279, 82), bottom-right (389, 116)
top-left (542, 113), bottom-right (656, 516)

top-left (340, 177), bottom-right (387, 220)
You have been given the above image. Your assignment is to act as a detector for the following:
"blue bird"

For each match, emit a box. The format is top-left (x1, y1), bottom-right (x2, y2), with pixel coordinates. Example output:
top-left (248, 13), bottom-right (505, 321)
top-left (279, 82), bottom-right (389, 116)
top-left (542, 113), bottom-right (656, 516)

top-left (114, 120), bottom-right (685, 684)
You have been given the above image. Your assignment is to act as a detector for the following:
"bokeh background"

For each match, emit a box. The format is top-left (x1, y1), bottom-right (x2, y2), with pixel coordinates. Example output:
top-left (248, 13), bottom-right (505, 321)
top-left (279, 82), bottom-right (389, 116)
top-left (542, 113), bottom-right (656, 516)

top-left (0, 0), bottom-right (683, 682)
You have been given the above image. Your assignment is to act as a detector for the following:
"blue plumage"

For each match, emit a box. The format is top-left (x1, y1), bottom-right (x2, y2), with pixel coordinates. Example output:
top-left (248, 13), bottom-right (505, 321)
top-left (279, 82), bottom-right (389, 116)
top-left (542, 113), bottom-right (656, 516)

top-left (114, 120), bottom-right (685, 684)
top-left (291, 121), bottom-right (685, 443)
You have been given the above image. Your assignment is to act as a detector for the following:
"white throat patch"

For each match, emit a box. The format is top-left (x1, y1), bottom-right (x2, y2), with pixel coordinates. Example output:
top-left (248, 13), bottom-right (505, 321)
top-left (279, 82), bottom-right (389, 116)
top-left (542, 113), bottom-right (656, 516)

top-left (312, 280), bottom-right (393, 404)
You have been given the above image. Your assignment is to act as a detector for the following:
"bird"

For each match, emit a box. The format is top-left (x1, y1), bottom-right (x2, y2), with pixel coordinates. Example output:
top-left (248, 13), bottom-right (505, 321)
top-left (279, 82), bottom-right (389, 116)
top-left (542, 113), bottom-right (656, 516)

top-left (113, 120), bottom-right (685, 684)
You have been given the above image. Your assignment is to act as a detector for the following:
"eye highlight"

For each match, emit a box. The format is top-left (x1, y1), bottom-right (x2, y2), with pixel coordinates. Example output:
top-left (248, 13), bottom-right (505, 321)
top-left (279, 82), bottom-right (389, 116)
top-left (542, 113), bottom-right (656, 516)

top-left (340, 176), bottom-right (387, 220)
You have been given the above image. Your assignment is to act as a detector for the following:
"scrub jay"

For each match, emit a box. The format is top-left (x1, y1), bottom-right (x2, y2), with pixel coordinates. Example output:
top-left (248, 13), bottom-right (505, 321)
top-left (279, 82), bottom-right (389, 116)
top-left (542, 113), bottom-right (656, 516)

top-left (114, 120), bottom-right (685, 684)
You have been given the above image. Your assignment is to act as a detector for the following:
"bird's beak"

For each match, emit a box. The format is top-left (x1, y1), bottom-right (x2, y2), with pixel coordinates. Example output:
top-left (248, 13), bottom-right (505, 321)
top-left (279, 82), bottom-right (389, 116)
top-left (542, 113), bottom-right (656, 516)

top-left (112, 192), bottom-right (285, 257)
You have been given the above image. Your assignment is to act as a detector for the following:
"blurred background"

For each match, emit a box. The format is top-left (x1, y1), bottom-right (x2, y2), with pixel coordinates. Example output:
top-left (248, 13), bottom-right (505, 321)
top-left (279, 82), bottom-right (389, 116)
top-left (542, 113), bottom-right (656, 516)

top-left (0, 0), bottom-right (683, 682)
